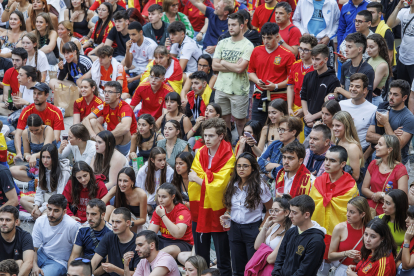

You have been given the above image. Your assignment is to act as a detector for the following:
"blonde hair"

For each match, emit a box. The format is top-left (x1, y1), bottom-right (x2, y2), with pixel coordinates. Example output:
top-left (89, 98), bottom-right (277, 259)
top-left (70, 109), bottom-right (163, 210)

top-left (185, 256), bottom-right (208, 276)
top-left (22, 33), bottom-right (39, 68)
top-left (348, 196), bottom-right (372, 227)
top-left (376, 134), bottom-right (401, 169)
top-left (333, 111), bottom-right (362, 151)
top-left (58, 20), bottom-right (74, 37)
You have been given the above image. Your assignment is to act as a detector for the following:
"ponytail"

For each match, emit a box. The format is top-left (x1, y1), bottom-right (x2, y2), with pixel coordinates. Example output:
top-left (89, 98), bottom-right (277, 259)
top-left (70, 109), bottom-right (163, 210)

top-left (158, 182), bottom-right (183, 205)
top-left (21, 65), bottom-right (41, 82)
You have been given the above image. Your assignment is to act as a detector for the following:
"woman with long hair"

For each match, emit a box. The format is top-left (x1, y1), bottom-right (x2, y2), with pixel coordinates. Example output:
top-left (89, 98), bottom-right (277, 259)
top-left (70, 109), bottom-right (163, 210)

top-left (221, 153), bottom-right (273, 276)
top-left (148, 183), bottom-right (194, 259)
top-left (184, 256), bottom-right (208, 276)
top-left (0, 11), bottom-right (27, 58)
top-left (19, 143), bottom-right (71, 220)
top-left (58, 124), bottom-right (97, 164)
top-left (171, 152), bottom-right (194, 206)
top-left (235, 120), bottom-right (263, 159)
top-left (26, 0), bottom-right (58, 32)
top-left (130, 114), bottom-right (164, 163)
top-left (33, 12), bottom-right (59, 65)
top-left (83, 3), bottom-right (114, 49)
top-left (126, 8), bottom-right (146, 25)
top-left (395, 205), bottom-right (414, 274)
top-left (56, 21), bottom-right (84, 60)
top-left (72, 79), bottom-right (103, 124)
top-left (90, 130), bottom-right (129, 190)
top-left (258, 99), bottom-right (289, 152)
top-left (10, 114), bottom-right (55, 182)
top-left (64, 0), bottom-right (95, 39)
top-left (361, 134), bottom-right (408, 215)
top-left (156, 92), bottom-right (192, 138)
top-left (2, 0), bottom-right (31, 25)
top-left (345, 218), bottom-right (397, 276)
top-left (103, 167), bottom-right (147, 233)
top-left (332, 111), bottom-right (364, 182)
top-left (21, 33), bottom-right (48, 82)
top-left (162, 0), bottom-right (194, 38)
top-left (157, 120), bottom-right (190, 167)
top-left (367, 34), bottom-right (392, 107)
top-left (63, 161), bottom-right (107, 223)
top-left (380, 189), bottom-right (408, 252)
top-left (249, 194), bottom-right (291, 273)
top-left (315, 99), bottom-right (342, 131)
top-left (328, 197), bottom-right (372, 275)
top-left (136, 147), bottom-right (174, 214)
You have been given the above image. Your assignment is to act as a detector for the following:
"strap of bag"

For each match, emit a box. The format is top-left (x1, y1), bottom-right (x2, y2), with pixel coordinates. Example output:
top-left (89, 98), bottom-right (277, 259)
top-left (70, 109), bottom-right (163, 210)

top-left (373, 167), bottom-right (394, 211)
top-left (267, 6), bottom-right (277, 22)
top-left (334, 236), bottom-right (364, 268)
top-left (89, 227), bottom-right (99, 249)
top-left (403, 14), bottom-right (414, 36)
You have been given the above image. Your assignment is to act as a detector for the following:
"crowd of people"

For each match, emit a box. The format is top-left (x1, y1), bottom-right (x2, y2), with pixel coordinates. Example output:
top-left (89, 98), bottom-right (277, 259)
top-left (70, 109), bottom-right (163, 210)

top-left (0, 0), bottom-right (414, 275)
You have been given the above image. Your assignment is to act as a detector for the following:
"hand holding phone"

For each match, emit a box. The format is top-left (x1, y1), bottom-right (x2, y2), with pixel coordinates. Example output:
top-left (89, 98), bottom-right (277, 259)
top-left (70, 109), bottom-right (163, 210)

top-left (244, 132), bottom-right (257, 144)
top-left (334, 52), bottom-right (346, 59)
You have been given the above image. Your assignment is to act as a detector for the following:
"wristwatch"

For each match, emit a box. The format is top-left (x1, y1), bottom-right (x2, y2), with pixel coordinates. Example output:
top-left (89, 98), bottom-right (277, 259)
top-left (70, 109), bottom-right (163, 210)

top-left (403, 243), bottom-right (410, 248)
top-left (273, 84), bottom-right (279, 91)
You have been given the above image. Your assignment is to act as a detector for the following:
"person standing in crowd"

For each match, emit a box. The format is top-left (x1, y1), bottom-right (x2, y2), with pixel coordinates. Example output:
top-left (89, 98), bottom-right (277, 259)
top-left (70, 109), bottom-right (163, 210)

top-left (248, 22), bottom-right (295, 123)
top-left (301, 44), bottom-right (340, 138)
top-left (212, 13), bottom-right (254, 138)
top-left (275, 141), bottom-right (315, 198)
top-left (0, 206), bottom-right (34, 275)
top-left (221, 152), bottom-right (273, 276)
top-left (252, 0), bottom-right (296, 31)
top-left (367, 80), bottom-right (414, 165)
top-left (31, 194), bottom-right (81, 276)
top-left (310, 146), bottom-right (358, 274)
top-left (274, 2), bottom-right (301, 57)
top-left (143, 4), bottom-right (170, 46)
top-left (328, 196), bottom-right (372, 275)
top-left (287, 35), bottom-right (318, 120)
top-left (303, 125), bottom-right (332, 177)
top-left (271, 195), bottom-right (326, 276)
top-left (188, 118), bottom-right (235, 276)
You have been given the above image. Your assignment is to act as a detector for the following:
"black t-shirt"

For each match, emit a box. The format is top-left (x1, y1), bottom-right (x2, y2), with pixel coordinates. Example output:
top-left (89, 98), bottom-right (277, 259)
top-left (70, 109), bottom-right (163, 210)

top-left (153, 22), bottom-right (165, 45)
top-left (107, 27), bottom-right (130, 57)
top-left (0, 57), bottom-right (13, 94)
top-left (0, 226), bottom-right (34, 261)
top-left (369, 26), bottom-right (395, 51)
top-left (0, 164), bottom-right (16, 206)
top-left (94, 231), bottom-right (140, 276)
top-left (114, 4), bottom-right (125, 14)
top-left (340, 60), bottom-right (375, 102)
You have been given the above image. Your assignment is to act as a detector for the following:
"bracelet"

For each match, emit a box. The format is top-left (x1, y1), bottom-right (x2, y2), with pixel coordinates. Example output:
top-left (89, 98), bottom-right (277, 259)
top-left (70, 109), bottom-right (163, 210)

top-left (191, 127), bottom-right (196, 133)
top-left (344, 251), bottom-right (347, 257)
top-left (161, 215), bottom-right (166, 219)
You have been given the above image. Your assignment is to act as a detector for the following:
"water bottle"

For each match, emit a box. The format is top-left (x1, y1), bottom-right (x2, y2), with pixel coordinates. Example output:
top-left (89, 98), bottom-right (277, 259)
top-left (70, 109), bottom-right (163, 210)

top-left (385, 181), bottom-right (393, 192)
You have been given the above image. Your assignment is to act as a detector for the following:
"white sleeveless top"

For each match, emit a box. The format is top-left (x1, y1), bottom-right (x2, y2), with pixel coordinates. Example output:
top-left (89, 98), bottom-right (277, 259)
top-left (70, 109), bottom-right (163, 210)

top-left (265, 224), bottom-right (286, 250)
top-left (57, 37), bottom-right (84, 59)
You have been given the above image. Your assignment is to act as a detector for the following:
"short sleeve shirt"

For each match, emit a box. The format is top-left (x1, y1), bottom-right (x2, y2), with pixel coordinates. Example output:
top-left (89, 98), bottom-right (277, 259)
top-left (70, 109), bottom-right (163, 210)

top-left (287, 60), bottom-right (314, 107)
top-left (74, 225), bottom-right (111, 259)
top-left (0, 164), bottom-right (15, 205)
top-left (203, 7), bottom-right (228, 49)
top-left (252, 4), bottom-right (277, 31)
top-left (184, 0), bottom-right (214, 32)
top-left (397, 8), bottom-right (414, 64)
top-left (17, 103), bottom-right (65, 130)
top-left (99, 64), bottom-right (128, 93)
top-left (107, 27), bottom-right (130, 57)
top-left (26, 50), bottom-right (50, 73)
top-left (130, 37), bottom-right (157, 74)
top-left (170, 36), bottom-right (202, 74)
top-left (2, 68), bottom-right (19, 96)
top-left (0, 226), bottom-right (33, 261)
top-left (340, 60), bottom-right (375, 102)
top-left (133, 251), bottom-right (180, 276)
top-left (279, 23), bottom-right (301, 47)
top-left (73, 95), bottom-right (104, 121)
top-left (213, 37), bottom-right (254, 96)
top-left (92, 100), bottom-right (137, 134)
top-left (0, 58), bottom-right (13, 91)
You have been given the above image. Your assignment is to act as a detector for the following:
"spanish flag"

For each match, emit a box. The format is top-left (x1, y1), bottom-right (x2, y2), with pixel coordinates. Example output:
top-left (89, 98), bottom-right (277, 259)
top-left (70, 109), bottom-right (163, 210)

top-left (140, 57), bottom-right (183, 94)
top-left (189, 141), bottom-right (235, 233)
top-left (186, 84), bottom-right (213, 117)
top-left (275, 164), bottom-right (312, 198)
top-left (310, 172), bottom-right (358, 259)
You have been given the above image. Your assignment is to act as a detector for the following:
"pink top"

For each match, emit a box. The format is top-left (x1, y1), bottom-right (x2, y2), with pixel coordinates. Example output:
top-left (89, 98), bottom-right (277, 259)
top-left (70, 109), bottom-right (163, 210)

top-left (367, 160), bottom-right (407, 215)
top-left (133, 251), bottom-right (180, 276)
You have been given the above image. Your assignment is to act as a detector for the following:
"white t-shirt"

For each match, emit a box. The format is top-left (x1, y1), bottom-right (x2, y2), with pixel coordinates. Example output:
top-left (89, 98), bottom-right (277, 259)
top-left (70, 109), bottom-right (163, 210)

top-left (397, 8), bottom-right (414, 65)
top-left (130, 37), bottom-right (157, 74)
top-left (170, 36), bottom-right (202, 74)
top-left (32, 214), bottom-right (80, 268)
top-left (27, 50), bottom-right (50, 82)
top-left (58, 140), bottom-right (96, 164)
top-left (339, 99), bottom-right (377, 148)
top-left (19, 85), bottom-right (35, 105)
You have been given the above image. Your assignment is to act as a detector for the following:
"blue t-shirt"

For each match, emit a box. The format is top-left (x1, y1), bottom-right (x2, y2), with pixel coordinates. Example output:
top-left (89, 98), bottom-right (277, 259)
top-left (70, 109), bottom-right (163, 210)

top-left (203, 7), bottom-right (228, 50)
top-left (74, 225), bottom-right (111, 259)
top-left (307, 0), bottom-right (326, 36)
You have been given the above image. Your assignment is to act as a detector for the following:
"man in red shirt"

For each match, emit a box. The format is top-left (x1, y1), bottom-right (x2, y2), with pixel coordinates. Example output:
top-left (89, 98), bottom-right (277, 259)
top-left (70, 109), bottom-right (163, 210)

top-left (83, 81), bottom-right (137, 156)
top-left (130, 65), bottom-right (173, 119)
top-left (248, 22), bottom-right (296, 122)
top-left (13, 83), bottom-right (64, 159)
top-left (275, 2), bottom-right (301, 57)
top-left (252, 0), bottom-right (296, 31)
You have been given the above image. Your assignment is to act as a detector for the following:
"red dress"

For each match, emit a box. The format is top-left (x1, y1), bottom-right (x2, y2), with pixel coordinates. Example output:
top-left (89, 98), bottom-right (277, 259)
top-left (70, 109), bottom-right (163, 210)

top-left (337, 222), bottom-right (364, 266)
top-left (367, 161), bottom-right (407, 215)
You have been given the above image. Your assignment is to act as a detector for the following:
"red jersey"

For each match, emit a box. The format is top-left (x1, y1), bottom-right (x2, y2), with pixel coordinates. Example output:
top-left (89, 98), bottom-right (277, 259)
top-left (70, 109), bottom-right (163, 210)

top-left (183, 0), bottom-right (214, 31)
top-left (131, 81), bottom-right (174, 120)
top-left (279, 23), bottom-right (301, 47)
top-left (17, 103), bottom-right (64, 130)
top-left (90, 0), bottom-right (126, 11)
top-left (287, 60), bottom-right (314, 107)
top-left (92, 100), bottom-right (137, 135)
top-left (248, 45), bottom-right (296, 101)
top-left (150, 203), bottom-right (194, 245)
top-left (252, 4), bottom-right (276, 31)
top-left (73, 96), bottom-right (104, 121)
top-left (355, 254), bottom-right (396, 276)
top-left (2, 68), bottom-right (19, 96)
top-left (100, 64), bottom-right (128, 94)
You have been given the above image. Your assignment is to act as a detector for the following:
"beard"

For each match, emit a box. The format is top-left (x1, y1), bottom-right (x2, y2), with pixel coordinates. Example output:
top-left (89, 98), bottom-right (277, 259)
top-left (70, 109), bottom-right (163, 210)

top-left (0, 225), bottom-right (14, 234)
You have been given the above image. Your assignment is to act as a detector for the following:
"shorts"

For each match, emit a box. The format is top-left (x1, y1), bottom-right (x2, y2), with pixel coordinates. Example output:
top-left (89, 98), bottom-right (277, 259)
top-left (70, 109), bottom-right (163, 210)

top-left (115, 140), bottom-right (131, 156)
top-left (158, 235), bottom-right (193, 252)
top-left (214, 90), bottom-right (249, 119)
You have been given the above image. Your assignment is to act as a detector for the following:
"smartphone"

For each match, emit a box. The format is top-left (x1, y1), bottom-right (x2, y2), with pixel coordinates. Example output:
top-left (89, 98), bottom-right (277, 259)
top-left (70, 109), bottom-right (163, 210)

top-left (258, 79), bottom-right (267, 85)
top-left (334, 52), bottom-right (346, 59)
top-left (244, 132), bottom-right (257, 144)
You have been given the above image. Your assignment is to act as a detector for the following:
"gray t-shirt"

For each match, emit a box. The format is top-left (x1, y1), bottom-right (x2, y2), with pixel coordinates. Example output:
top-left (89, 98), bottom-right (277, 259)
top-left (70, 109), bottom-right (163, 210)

top-left (370, 106), bottom-right (414, 164)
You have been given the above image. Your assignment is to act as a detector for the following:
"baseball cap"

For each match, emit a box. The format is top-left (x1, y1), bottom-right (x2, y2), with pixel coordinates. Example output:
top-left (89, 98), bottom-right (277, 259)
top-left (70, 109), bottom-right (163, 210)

top-left (30, 82), bottom-right (50, 94)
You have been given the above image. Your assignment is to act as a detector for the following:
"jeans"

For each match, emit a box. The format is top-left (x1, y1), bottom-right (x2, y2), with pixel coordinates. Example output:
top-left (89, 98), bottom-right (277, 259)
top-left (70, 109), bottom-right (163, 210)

top-left (7, 139), bottom-right (60, 154)
top-left (91, 15), bottom-right (99, 24)
top-left (251, 98), bottom-right (268, 123)
top-left (304, 125), bottom-right (312, 138)
top-left (372, 95), bottom-right (383, 107)
top-left (37, 248), bottom-right (67, 276)
top-left (193, 31), bottom-right (204, 48)
top-left (0, 115), bottom-right (15, 132)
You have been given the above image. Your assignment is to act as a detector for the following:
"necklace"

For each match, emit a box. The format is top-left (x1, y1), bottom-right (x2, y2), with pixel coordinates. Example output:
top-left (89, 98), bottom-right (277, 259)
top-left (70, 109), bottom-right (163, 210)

top-left (301, 63), bottom-right (313, 75)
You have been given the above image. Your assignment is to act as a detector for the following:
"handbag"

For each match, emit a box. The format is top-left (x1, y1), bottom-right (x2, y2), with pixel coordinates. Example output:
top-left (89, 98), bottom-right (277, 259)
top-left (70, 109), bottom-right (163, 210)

top-left (369, 166), bottom-right (394, 218)
top-left (328, 236), bottom-right (363, 276)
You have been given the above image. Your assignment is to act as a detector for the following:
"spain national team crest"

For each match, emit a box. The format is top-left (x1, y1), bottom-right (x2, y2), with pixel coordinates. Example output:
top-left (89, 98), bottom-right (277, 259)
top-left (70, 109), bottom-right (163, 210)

top-left (362, 263), bottom-right (372, 273)
top-left (158, 97), bottom-right (163, 104)
top-left (274, 56), bottom-right (282, 65)
top-left (178, 215), bottom-right (184, 221)
top-left (45, 119), bottom-right (52, 126)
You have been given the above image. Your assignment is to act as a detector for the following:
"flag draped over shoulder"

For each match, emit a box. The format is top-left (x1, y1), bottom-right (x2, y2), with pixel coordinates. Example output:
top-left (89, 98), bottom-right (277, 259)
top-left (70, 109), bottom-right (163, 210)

top-left (189, 141), bottom-right (235, 233)
top-left (310, 172), bottom-right (358, 259)
top-left (140, 57), bottom-right (183, 93)
top-left (186, 85), bottom-right (213, 117)
top-left (275, 164), bottom-right (312, 198)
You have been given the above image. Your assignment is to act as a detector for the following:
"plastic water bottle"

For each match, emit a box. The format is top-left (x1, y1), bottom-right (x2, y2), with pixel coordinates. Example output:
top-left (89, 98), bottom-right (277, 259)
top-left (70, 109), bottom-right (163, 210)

top-left (385, 181), bottom-right (393, 192)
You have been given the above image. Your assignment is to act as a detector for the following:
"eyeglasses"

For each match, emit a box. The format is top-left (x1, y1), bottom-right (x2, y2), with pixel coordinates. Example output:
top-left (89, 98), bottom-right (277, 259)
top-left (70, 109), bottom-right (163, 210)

top-left (277, 128), bottom-right (289, 134)
top-left (171, 3), bottom-right (179, 7)
top-left (353, 19), bottom-right (367, 24)
top-left (149, 75), bottom-right (162, 81)
top-left (269, 209), bottom-right (282, 215)
top-left (236, 164), bottom-right (251, 169)
top-left (103, 90), bottom-right (118, 95)
top-left (74, 258), bottom-right (91, 263)
top-left (298, 47), bottom-right (311, 54)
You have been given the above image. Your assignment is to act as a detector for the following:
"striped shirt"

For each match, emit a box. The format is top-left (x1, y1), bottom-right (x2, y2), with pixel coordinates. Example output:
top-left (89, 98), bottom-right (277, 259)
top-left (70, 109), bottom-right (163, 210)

top-left (58, 54), bottom-right (93, 83)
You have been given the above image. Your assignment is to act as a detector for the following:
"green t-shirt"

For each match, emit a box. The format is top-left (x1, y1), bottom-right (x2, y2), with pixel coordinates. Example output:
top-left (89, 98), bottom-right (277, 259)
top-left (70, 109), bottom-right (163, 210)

top-left (213, 37), bottom-right (254, 96)
top-left (379, 214), bottom-right (405, 252)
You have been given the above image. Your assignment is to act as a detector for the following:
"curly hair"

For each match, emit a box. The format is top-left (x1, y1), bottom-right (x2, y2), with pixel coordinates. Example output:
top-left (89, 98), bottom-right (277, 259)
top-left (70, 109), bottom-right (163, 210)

top-left (367, 33), bottom-right (393, 78)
